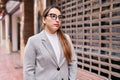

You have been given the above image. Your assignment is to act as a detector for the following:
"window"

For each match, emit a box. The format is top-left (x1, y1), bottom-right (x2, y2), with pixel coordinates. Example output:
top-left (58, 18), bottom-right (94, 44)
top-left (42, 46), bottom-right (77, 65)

top-left (92, 35), bottom-right (99, 40)
top-left (62, 6), bottom-right (65, 9)
top-left (84, 42), bottom-right (90, 46)
top-left (92, 42), bottom-right (99, 47)
top-left (112, 19), bottom-right (120, 25)
top-left (84, 35), bottom-right (91, 40)
top-left (71, 30), bottom-right (76, 33)
top-left (77, 47), bottom-right (82, 51)
top-left (112, 43), bottom-right (120, 49)
top-left (111, 75), bottom-right (120, 80)
top-left (84, 29), bottom-right (90, 33)
top-left (78, 41), bottom-right (83, 45)
top-left (84, 54), bottom-right (90, 58)
top-left (78, 24), bottom-right (83, 28)
top-left (92, 49), bottom-right (99, 54)
top-left (78, 35), bottom-right (83, 39)
top-left (101, 57), bottom-right (109, 63)
top-left (84, 66), bottom-right (89, 71)
top-left (92, 29), bottom-right (99, 33)
top-left (101, 0), bottom-right (110, 4)
top-left (101, 21), bottom-right (110, 25)
top-left (62, 26), bottom-right (65, 28)
top-left (72, 35), bottom-right (77, 39)
top-left (92, 0), bottom-right (99, 7)
top-left (72, 7), bottom-right (76, 12)
top-left (78, 64), bottom-right (82, 68)
top-left (101, 64), bottom-right (109, 70)
top-left (72, 13), bottom-right (76, 17)
top-left (78, 0), bottom-right (83, 4)
top-left (78, 58), bottom-right (82, 62)
top-left (85, 10), bottom-right (91, 15)
top-left (84, 0), bottom-right (90, 2)
top-left (112, 67), bottom-right (120, 74)
top-left (84, 16), bottom-right (90, 21)
top-left (84, 23), bottom-right (90, 27)
top-left (91, 69), bottom-right (98, 74)
top-left (92, 62), bottom-right (98, 67)
top-left (66, 20), bottom-right (70, 23)
top-left (113, 0), bottom-right (120, 2)
top-left (102, 5), bottom-right (110, 11)
top-left (71, 19), bottom-right (76, 22)
top-left (66, 14), bottom-right (71, 18)
top-left (111, 52), bottom-right (120, 58)
top-left (72, 41), bottom-right (76, 44)
top-left (62, 1), bottom-right (65, 4)
top-left (66, 0), bottom-right (71, 3)
top-left (101, 13), bottom-right (110, 18)
top-left (91, 55), bottom-right (98, 60)
top-left (101, 43), bottom-right (109, 48)
top-left (101, 35), bottom-right (110, 40)
top-left (71, 25), bottom-right (76, 28)
top-left (84, 48), bottom-right (90, 52)
top-left (101, 50), bottom-right (109, 55)
top-left (112, 11), bottom-right (120, 17)
top-left (92, 8), bottom-right (100, 13)
top-left (84, 60), bottom-right (90, 65)
top-left (113, 3), bottom-right (120, 8)
top-left (78, 5), bottom-right (83, 10)
top-left (92, 15), bottom-right (99, 20)
top-left (112, 35), bottom-right (120, 41)
top-left (92, 22), bottom-right (99, 26)
top-left (78, 18), bottom-right (82, 22)
top-left (100, 71), bottom-right (109, 78)
top-left (112, 27), bottom-right (120, 33)
top-left (111, 59), bottom-right (120, 66)
top-left (84, 3), bottom-right (91, 9)
top-left (101, 28), bottom-right (109, 33)
top-left (62, 21), bottom-right (65, 24)
top-left (78, 12), bottom-right (83, 16)
top-left (72, 2), bottom-right (76, 6)
top-left (77, 29), bottom-right (83, 33)
top-left (66, 9), bottom-right (71, 13)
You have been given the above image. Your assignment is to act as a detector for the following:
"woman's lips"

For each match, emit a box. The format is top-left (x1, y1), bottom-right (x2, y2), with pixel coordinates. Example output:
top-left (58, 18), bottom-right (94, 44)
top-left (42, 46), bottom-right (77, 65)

top-left (54, 24), bottom-right (60, 27)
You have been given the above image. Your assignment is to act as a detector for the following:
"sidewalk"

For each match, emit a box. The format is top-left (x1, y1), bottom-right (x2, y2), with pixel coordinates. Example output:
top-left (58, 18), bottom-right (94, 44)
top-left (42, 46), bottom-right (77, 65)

top-left (0, 46), bottom-right (105, 80)
top-left (77, 69), bottom-right (105, 80)
top-left (0, 47), bottom-right (23, 80)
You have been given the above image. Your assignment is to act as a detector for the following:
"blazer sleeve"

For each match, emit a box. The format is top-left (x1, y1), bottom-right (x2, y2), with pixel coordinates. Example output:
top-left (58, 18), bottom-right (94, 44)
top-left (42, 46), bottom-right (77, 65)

top-left (23, 37), bottom-right (36, 80)
top-left (66, 34), bottom-right (77, 80)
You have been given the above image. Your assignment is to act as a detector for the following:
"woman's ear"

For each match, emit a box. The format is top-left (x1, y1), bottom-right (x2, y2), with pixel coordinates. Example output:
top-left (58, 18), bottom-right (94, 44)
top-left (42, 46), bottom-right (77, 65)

top-left (42, 17), bottom-right (46, 24)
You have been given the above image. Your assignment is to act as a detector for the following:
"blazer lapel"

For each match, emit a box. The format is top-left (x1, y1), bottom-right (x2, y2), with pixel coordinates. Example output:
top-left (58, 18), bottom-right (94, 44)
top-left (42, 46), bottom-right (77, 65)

top-left (40, 31), bottom-right (58, 65)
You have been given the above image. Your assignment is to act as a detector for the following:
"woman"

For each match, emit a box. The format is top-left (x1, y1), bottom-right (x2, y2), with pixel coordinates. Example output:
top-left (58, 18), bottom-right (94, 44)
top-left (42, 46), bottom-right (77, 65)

top-left (24, 5), bottom-right (77, 80)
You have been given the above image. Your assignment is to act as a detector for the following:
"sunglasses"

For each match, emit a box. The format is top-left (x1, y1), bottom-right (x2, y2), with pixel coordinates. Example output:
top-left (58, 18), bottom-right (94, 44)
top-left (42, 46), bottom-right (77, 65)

top-left (47, 13), bottom-right (63, 21)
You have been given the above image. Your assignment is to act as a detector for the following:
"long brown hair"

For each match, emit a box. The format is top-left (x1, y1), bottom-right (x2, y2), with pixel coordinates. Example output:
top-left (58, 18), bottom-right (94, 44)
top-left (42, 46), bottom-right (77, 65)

top-left (41, 5), bottom-right (72, 62)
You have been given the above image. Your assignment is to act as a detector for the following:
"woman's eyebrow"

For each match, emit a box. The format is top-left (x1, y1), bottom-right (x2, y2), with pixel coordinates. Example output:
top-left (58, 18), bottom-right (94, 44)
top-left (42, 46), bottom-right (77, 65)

top-left (48, 13), bottom-right (61, 15)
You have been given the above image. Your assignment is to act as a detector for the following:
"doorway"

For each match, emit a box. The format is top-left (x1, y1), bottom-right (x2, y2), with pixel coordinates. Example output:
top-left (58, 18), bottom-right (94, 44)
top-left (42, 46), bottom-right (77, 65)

top-left (17, 22), bottom-right (20, 50)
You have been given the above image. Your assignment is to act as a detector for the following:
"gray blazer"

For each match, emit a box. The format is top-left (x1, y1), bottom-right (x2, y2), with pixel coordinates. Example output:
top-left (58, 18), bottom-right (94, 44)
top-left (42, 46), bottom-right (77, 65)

top-left (23, 30), bottom-right (77, 80)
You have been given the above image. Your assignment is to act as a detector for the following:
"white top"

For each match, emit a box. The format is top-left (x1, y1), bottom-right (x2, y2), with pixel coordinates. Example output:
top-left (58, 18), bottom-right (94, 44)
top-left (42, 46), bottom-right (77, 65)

top-left (45, 30), bottom-right (60, 63)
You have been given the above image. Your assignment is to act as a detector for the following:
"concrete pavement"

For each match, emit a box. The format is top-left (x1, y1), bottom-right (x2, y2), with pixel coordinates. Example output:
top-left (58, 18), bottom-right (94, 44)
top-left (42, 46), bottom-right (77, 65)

top-left (0, 47), bottom-right (23, 80)
top-left (0, 46), bottom-right (105, 80)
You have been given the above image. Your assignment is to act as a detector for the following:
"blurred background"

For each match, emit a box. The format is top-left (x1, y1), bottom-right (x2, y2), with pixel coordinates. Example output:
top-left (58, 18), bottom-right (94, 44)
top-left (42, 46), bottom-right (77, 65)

top-left (0, 0), bottom-right (120, 80)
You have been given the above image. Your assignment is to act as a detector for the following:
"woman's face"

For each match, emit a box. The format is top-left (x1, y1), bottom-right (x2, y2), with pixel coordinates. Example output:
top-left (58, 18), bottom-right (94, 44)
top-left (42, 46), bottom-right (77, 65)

top-left (43, 8), bottom-right (62, 34)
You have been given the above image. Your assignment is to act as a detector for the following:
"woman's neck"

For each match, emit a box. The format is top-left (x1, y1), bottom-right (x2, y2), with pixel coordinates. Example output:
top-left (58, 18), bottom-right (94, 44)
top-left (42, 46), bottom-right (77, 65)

top-left (44, 29), bottom-right (57, 35)
top-left (44, 28), bottom-right (57, 34)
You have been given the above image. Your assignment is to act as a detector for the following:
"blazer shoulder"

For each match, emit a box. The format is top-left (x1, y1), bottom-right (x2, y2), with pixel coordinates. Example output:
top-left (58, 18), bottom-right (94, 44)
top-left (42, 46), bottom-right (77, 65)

top-left (27, 32), bottom-right (43, 43)
top-left (28, 34), bottom-right (39, 41)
